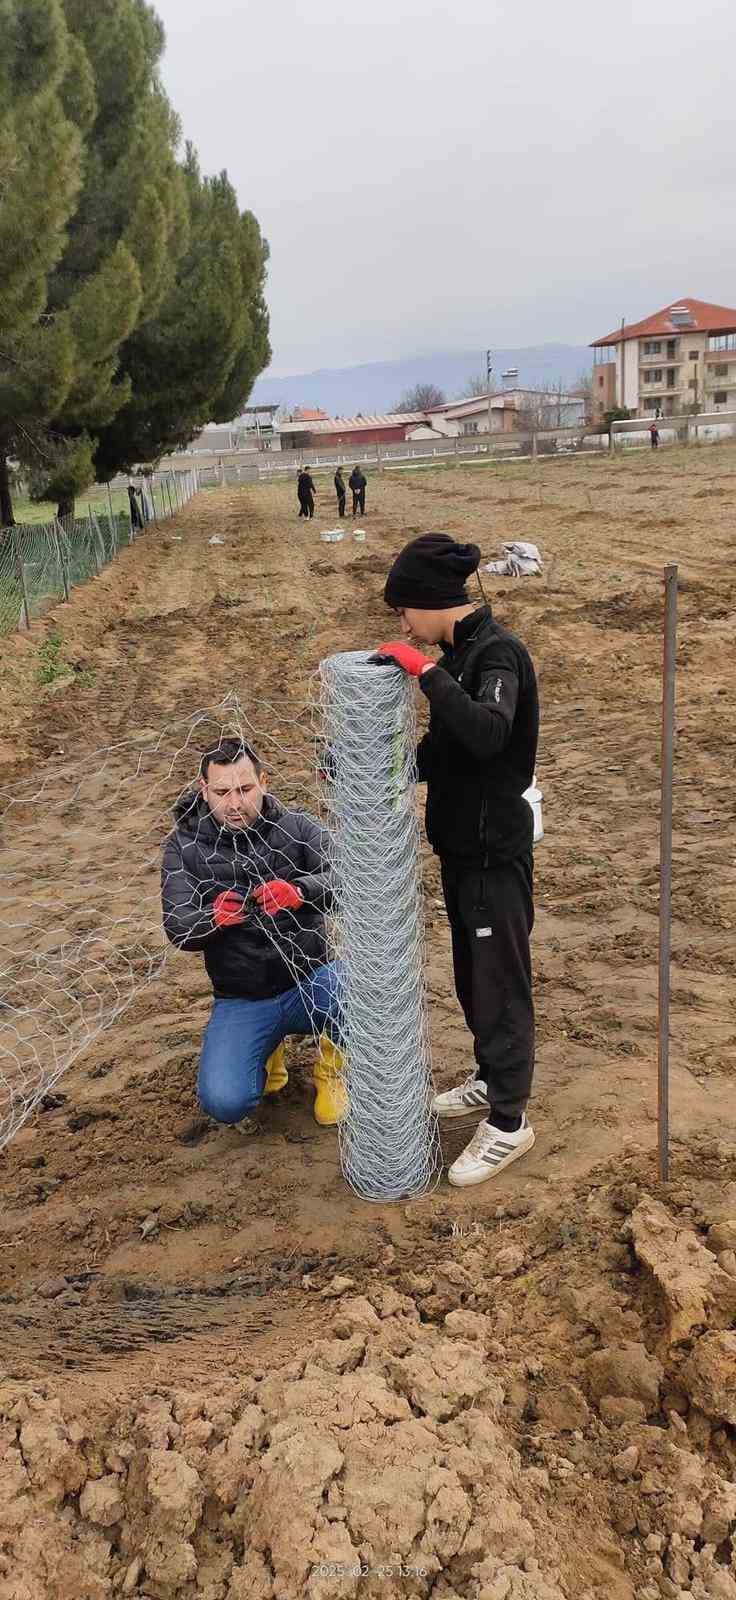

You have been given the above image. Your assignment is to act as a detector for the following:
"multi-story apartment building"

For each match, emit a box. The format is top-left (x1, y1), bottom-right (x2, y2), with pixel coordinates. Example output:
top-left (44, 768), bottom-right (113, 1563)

top-left (591, 298), bottom-right (736, 420)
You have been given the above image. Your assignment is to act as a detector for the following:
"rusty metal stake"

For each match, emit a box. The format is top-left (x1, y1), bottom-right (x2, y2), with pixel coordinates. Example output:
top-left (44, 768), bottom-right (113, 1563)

top-left (658, 563), bottom-right (678, 1182)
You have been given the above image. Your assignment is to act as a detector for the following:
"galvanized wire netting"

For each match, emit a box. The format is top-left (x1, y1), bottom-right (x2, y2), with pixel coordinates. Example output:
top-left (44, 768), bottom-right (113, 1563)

top-left (318, 651), bottom-right (441, 1202)
top-left (0, 471), bottom-right (198, 638)
top-left (0, 671), bottom-right (441, 1207)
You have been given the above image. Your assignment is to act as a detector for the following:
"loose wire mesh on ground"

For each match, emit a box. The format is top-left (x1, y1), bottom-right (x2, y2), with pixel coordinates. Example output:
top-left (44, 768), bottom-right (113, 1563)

top-left (319, 650), bottom-right (441, 1202)
top-left (0, 674), bottom-right (441, 1208)
top-left (0, 695), bottom-right (326, 1151)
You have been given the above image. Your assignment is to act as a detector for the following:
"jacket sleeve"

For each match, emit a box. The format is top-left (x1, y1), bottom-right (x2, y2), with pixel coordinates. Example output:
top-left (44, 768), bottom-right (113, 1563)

top-left (419, 646), bottom-right (520, 762)
top-left (161, 835), bottom-right (219, 952)
top-left (293, 811), bottom-right (333, 912)
top-left (416, 733), bottom-right (431, 782)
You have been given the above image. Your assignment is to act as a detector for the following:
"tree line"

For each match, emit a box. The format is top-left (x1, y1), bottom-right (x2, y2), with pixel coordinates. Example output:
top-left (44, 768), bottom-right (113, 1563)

top-left (0, 0), bottom-right (270, 525)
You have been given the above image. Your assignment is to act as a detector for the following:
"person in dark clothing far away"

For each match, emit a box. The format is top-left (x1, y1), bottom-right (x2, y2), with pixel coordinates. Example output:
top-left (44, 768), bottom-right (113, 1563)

top-left (375, 532), bottom-right (539, 1188)
top-left (334, 467), bottom-right (346, 518)
top-left (650, 422), bottom-right (660, 449)
top-left (127, 483), bottom-right (143, 530)
top-left (161, 739), bottom-right (346, 1129)
top-left (297, 468), bottom-right (316, 518)
top-left (349, 466), bottom-right (366, 517)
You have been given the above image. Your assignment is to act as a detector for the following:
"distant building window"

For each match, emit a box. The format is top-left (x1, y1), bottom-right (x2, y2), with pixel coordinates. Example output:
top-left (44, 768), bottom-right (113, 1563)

top-left (643, 341), bottom-right (662, 355)
top-left (598, 375), bottom-right (604, 387)
top-left (644, 369), bottom-right (663, 384)
top-left (688, 379), bottom-right (697, 389)
top-left (689, 350), bottom-right (699, 360)
top-left (708, 333), bottom-right (736, 351)
top-left (714, 391), bottom-right (728, 405)
top-left (713, 363), bottom-right (728, 376)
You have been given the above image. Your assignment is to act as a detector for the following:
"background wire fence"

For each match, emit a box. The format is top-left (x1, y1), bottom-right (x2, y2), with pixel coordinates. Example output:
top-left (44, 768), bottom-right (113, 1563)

top-left (0, 470), bottom-right (199, 639)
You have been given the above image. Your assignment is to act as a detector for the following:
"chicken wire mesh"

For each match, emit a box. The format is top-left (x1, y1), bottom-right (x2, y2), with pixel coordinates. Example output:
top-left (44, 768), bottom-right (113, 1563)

top-left (0, 471), bottom-right (198, 638)
top-left (0, 666), bottom-right (440, 1206)
top-left (0, 694), bottom-right (327, 1153)
top-left (318, 650), bottom-right (441, 1202)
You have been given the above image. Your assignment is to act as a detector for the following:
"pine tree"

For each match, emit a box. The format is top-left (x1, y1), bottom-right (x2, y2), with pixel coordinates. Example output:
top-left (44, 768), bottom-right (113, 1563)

top-left (38, 0), bottom-right (185, 514)
top-left (0, 0), bottom-right (83, 523)
top-left (94, 156), bottom-right (270, 477)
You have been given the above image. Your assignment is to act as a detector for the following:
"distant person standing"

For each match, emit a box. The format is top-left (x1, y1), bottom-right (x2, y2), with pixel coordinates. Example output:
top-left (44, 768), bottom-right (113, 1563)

top-left (334, 467), bottom-right (346, 518)
top-left (128, 483), bottom-right (143, 530)
top-left (297, 468), bottom-right (316, 518)
top-left (650, 422), bottom-right (660, 450)
top-left (349, 466), bottom-right (367, 518)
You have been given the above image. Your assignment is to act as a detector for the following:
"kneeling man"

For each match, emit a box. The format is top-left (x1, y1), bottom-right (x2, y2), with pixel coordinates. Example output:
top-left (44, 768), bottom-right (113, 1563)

top-left (161, 739), bottom-right (345, 1127)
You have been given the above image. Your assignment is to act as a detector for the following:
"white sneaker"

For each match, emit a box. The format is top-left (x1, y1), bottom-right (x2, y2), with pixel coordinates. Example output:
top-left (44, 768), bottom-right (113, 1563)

top-left (448, 1115), bottom-right (535, 1188)
top-left (433, 1073), bottom-right (490, 1119)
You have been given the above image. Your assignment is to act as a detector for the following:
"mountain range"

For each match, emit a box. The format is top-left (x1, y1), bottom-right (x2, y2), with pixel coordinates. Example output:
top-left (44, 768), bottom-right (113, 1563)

top-left (249, 343), bottom-right (591, 417)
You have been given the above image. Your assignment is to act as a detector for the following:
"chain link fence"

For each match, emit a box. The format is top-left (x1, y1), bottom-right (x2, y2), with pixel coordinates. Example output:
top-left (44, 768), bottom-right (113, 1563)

top-left (0, 470), bottom-right (199, 639)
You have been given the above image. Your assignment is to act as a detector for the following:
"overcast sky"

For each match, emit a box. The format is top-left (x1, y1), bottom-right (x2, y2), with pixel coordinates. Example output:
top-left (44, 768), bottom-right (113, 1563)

top-left (154, 0), bottom-right (735, 376)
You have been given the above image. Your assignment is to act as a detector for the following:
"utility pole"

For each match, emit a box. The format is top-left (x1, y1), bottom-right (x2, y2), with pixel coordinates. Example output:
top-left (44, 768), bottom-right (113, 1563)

top-left (486, 349), bottom-right (493, 445)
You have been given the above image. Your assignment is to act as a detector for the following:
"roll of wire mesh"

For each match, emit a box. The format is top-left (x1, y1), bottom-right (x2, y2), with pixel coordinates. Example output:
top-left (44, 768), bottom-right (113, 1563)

top-left (319, 649), bottom-right (440, 1201)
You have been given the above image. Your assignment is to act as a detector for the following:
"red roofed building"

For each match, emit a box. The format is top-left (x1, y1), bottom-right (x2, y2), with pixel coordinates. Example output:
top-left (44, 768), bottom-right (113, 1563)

top-left (591, 297), bottom-right (736, 420)
top-left (279, 412), bottom-right (430, 450)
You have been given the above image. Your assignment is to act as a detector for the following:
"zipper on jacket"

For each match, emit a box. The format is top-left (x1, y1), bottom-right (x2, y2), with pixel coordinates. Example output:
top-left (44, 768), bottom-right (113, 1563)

top-left (480, 795), bottom-right (490, 869)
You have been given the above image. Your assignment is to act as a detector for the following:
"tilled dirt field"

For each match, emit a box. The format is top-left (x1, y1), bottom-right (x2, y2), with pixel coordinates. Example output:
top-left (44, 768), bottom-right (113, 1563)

top-left (0, 446), bottom-right (735, 1599)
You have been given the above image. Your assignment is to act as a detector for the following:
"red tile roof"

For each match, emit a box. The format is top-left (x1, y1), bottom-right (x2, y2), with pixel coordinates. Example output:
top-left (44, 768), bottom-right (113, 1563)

top-left (592, 298), bottom-right (736, 347)
top-left (280, 413), bottom-right (426, 434)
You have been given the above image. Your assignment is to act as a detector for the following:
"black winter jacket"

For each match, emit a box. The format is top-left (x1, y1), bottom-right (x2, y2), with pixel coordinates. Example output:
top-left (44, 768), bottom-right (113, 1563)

top-left (348, 469), bottom-right (366, 492)
top-left (161, 793), bottom-right (331, 999)
top-left (417, 605), bottom-right (539, 866)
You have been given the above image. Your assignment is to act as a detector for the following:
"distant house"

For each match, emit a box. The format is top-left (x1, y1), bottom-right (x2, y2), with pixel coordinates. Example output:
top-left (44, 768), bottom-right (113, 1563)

top-left (427, 390), bottom-right (585, 435)
top-left (278, 413), bottom-right (428, 451)
top-left (591, 297), bottom-right (736, 419)
top-left (428, 395), bottom-right (520, 436)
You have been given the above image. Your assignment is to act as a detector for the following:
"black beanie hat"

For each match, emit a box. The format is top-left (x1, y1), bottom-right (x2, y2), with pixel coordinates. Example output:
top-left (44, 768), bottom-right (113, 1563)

top-left (384, 532), bottom-right (481, 611)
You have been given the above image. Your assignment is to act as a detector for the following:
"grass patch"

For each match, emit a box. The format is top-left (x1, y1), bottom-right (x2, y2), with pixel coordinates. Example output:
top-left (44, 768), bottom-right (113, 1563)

top-left (37, 632), bottom-right (96, 689)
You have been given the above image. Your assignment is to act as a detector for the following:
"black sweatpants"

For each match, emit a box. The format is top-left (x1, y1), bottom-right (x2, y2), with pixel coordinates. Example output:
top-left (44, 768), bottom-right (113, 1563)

top-left (337, 491), bottom-right (346, 517)
top-left (441, 852), bottom-right (534, 1123)
top-left (352, 489), bottom-right (365, 516)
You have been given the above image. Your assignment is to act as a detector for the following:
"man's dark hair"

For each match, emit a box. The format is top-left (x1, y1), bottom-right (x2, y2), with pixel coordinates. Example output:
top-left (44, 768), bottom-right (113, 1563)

top-left (200, 738), bottom-right (263, 779)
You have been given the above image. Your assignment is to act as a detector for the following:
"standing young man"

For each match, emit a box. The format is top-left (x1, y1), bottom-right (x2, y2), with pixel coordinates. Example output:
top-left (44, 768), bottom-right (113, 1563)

top-left (348, 466), bottom-right (367, 517)
top-left (297, 468), bottom-right (316, 518)
top-left (375, 532), bottom-right (539, 1187)
top-left (161, 740), bottom-right (345, 1128)
top-left (334, 467), bottom-right (347, 518)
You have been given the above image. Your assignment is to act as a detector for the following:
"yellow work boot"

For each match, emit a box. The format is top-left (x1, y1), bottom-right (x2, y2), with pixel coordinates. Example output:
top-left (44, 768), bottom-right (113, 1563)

top-left (264, 1043), bottom-right (288, 1096)
top-left (312, 1035), bottom-right (348, 1127)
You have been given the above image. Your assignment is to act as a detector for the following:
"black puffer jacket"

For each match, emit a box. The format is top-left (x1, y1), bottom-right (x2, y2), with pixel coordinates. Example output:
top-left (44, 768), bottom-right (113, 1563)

top-left (161, 793), bottom-right (331, 999)
top-left (417, 605), bottom-right (539, 866)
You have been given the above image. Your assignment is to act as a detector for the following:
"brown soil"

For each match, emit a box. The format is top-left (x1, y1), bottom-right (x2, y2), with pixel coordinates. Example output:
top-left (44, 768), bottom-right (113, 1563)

top-left (0, 445), bottom-right (735, 1599)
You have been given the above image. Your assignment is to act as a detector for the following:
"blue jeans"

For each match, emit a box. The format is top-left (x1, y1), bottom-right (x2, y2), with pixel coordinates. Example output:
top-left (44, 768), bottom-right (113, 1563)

top-left (198, 962), bottom-right (342, 1124)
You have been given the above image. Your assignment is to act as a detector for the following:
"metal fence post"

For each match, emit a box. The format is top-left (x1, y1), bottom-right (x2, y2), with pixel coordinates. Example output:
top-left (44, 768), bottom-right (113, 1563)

top-left (11, 531), bottom-right (31, 629)
top-left (657, 563), bottom-right (678, 1184)
top-left (54, 519), bottom-right (70, 601)
top-left (88, 507), bottom-right (101, 574)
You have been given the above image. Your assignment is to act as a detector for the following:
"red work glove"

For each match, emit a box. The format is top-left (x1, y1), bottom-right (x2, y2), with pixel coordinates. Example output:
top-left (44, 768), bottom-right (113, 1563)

top-left (212, 890), bottom-right (247, 928)
top-left (252, 879), bottom-right (304, 916)
top-left (374, 640), bottom-right (434, 677)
